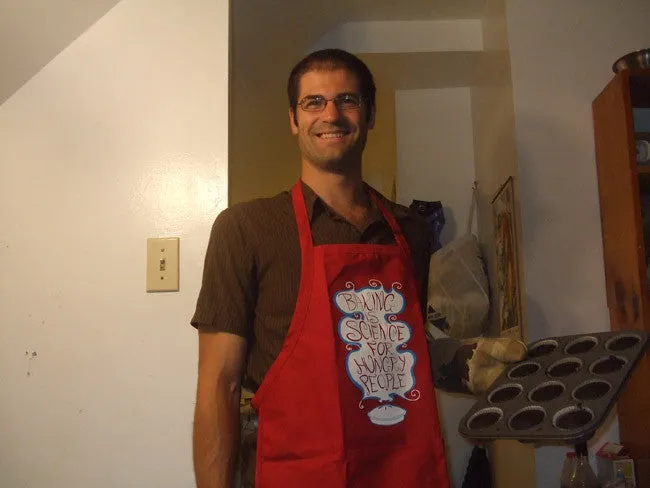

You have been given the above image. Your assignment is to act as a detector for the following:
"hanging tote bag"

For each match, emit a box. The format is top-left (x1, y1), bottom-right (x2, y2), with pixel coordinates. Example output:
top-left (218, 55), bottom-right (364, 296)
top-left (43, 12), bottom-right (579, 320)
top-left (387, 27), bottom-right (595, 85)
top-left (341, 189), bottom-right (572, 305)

top-left (426, 183), bottom-right (490, 340)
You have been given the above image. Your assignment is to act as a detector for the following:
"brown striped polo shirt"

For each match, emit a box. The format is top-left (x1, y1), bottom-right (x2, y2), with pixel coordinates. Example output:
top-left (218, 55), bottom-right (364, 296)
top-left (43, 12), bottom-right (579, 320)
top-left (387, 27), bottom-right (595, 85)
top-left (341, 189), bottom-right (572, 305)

top-left (190, 181), bottom-right (433, 390)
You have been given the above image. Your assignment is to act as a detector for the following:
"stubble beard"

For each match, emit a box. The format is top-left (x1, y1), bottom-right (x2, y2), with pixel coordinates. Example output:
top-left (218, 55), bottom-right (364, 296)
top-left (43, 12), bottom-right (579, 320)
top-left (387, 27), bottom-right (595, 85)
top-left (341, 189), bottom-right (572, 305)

top-left (299, 131), bottom-right (367, 175)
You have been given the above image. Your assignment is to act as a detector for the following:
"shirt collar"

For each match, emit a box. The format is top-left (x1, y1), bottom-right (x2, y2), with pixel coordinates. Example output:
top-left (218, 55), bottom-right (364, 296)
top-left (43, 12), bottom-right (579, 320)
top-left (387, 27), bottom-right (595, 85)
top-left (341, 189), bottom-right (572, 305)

top-left (300, 180), bottom-right (408, 224)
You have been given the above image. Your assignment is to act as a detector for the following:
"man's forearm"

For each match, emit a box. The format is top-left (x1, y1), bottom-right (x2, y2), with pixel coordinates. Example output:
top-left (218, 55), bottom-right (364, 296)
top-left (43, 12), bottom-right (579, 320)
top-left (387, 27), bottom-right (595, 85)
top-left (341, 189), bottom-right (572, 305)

top-left (193, 384), bottom-right (241, 488)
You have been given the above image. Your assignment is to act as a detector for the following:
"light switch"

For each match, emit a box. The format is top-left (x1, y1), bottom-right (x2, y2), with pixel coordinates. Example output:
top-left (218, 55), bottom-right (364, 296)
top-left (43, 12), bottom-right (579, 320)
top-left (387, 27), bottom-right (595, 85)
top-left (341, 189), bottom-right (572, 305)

top-left (146, 237), bottom-right (179, 292)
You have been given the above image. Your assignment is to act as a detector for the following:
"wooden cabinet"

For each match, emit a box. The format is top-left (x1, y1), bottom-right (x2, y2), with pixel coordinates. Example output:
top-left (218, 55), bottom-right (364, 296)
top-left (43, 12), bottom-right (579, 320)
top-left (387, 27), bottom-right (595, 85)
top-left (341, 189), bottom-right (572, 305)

top-left (593, 69), bottom-right (650, 486)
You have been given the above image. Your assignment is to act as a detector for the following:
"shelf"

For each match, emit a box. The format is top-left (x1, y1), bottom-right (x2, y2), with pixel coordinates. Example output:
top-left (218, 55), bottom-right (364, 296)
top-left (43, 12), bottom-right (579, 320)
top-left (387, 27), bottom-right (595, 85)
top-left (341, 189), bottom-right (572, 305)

top-left (630, 70), bottom-right (650, 108)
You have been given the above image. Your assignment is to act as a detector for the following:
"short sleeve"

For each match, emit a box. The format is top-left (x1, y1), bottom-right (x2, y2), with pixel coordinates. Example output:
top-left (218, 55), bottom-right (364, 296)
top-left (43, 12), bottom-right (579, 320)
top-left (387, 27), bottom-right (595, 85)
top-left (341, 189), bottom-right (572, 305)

top-left (190, 205), bottom-right (256, 338)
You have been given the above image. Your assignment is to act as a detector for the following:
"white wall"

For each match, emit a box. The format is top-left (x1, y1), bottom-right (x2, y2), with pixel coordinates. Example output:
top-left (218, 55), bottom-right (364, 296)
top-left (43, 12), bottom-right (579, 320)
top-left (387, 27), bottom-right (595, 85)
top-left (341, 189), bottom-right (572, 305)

top-left (396, 87), bottom-right (477, 487)
top-left (505, 1), bottom-right (650, 486)
top-left (396, 88), bottom-right (477, 240)
top-left (470, 0), bottom-right (537, 483)
top-left (0, 0), bottom-right (228, 486)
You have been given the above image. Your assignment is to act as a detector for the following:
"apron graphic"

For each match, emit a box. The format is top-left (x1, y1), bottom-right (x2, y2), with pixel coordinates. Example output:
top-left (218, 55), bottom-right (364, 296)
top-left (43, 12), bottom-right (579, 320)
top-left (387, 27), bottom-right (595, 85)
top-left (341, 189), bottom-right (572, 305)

top-left (334, 279), bottom-right (420, 426)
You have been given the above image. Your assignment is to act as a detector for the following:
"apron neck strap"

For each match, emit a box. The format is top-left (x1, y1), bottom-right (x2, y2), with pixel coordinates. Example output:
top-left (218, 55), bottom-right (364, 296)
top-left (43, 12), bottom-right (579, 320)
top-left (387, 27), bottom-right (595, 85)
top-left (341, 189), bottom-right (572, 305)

top-left (292, 181), bottom-right (315, 253)
top-left (292, 180), bottom-right (410, 256)
top-left (367, 187), bottom-right (410, 254)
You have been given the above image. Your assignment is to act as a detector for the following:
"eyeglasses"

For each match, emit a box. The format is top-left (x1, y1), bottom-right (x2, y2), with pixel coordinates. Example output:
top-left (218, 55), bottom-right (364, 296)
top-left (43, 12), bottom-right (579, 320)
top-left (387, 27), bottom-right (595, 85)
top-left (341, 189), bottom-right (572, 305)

top-left (297, 93), bottom-right (364, 113)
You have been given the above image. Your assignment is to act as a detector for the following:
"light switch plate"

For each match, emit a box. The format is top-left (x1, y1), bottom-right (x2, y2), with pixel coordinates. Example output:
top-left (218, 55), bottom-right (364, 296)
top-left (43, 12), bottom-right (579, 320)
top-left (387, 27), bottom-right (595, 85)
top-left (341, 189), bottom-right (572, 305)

top-left (146, 237), bottom-right (179, 292)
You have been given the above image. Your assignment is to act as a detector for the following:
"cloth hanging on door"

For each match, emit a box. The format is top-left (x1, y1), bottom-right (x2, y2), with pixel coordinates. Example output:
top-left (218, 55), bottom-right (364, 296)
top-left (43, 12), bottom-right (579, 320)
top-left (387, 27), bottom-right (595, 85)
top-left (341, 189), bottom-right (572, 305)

top-left (461, 445), bottom-right (492, 488)
top-left (409, 199), bottom-right (445, 253)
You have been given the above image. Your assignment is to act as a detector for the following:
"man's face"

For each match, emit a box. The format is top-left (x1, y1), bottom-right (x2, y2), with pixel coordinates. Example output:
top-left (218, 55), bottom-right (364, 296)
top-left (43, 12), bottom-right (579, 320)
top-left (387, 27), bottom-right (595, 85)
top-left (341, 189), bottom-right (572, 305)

top-left (289, 69), bottom-right (375, 174)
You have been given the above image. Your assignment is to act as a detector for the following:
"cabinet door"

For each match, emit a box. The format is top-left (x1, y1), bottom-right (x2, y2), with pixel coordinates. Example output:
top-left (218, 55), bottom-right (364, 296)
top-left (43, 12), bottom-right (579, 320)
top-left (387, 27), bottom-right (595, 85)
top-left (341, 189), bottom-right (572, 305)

top-left (593, 70), bottom-right (650, 484)
top-left (593, 72), bottom-right (647, 330)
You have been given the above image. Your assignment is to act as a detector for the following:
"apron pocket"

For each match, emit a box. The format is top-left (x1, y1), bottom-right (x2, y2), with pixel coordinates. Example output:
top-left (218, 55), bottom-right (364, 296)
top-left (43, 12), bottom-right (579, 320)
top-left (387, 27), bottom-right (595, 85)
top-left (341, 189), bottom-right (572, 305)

top-left (257, 454), bottom-right (345, 488)
top-left (346, 445), bottom-right (445, 488)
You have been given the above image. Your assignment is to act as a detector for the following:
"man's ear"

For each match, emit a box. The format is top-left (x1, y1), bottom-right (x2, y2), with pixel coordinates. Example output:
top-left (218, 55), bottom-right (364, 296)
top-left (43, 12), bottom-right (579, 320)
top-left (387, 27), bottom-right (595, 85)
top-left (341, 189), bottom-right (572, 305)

top-left (289, 108), bottom-right (298, 135)
top-left (368, 107), bottom-right (376, 130)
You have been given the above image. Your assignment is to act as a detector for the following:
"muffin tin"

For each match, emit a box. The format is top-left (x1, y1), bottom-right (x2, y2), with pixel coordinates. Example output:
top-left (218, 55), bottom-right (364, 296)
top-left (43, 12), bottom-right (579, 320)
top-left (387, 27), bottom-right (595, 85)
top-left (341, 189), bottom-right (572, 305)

top-left (458, 330), bottom-right (649, 444)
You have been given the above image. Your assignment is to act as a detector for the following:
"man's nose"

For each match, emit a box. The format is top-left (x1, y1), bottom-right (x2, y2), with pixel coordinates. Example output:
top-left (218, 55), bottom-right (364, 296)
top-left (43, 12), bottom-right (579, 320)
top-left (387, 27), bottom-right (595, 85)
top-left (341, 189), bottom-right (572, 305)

top-left (320, 99), bottom-right (343, 122)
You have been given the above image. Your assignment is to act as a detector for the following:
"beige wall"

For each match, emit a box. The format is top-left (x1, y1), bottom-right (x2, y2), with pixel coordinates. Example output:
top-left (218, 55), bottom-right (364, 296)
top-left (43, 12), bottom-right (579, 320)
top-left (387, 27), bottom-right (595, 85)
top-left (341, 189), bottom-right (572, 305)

top-left (229, 71), bottom-right (299, 204)
top-left (0, 0), bottom-right (229, 486)
top-left (361, 79), bottom-right (397, 197)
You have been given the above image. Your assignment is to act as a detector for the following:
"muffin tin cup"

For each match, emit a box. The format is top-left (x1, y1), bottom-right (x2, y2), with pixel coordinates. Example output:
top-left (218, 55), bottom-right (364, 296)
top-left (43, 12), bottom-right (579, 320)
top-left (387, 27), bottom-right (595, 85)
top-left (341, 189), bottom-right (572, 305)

top-left (458, 330), bottom-right (649, 444)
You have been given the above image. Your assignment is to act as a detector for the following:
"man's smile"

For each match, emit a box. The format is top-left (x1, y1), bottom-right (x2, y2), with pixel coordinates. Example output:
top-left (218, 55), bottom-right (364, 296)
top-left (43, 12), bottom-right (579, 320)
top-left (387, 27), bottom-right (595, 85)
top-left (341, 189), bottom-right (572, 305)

top-left (314, 129), bottom-right (351, 138)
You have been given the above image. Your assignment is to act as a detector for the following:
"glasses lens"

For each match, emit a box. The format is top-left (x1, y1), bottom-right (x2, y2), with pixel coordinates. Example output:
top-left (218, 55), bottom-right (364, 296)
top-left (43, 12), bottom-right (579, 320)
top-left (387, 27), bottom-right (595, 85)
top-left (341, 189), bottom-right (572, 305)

top-left (300, 96), bottom-right (325, 112)
top-left (298, 94), bottom-right (363, 112)
top-left (335, 94), bottom-right (362, 110)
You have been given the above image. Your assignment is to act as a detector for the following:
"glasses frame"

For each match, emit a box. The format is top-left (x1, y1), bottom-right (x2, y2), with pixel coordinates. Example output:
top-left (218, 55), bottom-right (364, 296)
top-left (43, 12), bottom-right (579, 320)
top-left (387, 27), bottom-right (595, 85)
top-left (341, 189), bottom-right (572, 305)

top-left (296, 93), bottom-right (365, 113)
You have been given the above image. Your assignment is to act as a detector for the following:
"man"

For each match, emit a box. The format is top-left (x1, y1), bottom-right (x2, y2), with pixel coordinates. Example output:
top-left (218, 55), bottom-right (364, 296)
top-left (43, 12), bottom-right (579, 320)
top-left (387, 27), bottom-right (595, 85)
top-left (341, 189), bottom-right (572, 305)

top-left (191, 49), bottom-right (525, 488)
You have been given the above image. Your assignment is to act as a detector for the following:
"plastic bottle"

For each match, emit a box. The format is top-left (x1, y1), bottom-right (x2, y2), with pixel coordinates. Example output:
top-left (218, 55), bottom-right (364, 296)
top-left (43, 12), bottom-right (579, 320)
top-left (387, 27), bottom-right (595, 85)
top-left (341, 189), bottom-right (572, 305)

top-left (565, 446), bottom-right (600, 488)
top-left (561, 452), bottom-right (577, 488)
top-left (602, 463), bottom-right (627, 488)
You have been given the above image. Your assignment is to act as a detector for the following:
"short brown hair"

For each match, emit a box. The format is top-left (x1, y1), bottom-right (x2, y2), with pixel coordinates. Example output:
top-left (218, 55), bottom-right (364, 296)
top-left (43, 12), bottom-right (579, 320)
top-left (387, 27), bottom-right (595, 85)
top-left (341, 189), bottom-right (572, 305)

top-left (287, 49), bottom-right (376, 123)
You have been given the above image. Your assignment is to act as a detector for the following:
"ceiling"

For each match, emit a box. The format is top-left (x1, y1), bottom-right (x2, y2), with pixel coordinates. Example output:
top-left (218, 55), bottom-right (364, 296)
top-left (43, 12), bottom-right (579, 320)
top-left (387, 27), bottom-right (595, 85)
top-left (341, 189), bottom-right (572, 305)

top-left (232, 0), bottom-right (489, 75)
top-left (0, 0), bottom-right (489, 105)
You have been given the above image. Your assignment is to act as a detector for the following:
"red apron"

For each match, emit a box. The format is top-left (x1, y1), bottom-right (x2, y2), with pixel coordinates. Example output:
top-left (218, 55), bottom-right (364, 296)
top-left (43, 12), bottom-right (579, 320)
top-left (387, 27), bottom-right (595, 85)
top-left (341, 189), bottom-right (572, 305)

top-left (252, 181), bottom-right (450, 488)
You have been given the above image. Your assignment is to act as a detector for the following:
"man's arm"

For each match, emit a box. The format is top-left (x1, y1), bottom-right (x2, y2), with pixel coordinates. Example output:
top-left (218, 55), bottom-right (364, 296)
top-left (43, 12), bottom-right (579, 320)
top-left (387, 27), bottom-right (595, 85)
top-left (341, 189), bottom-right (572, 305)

top-left (191, 204), bottom-right (257, 487)
top-left (193, 329), bottom-right (247, 488)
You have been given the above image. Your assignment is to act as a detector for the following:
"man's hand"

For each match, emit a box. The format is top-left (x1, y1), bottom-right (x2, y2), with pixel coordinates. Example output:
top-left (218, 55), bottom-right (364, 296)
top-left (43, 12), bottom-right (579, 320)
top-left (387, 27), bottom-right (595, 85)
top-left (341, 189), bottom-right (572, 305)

top-left (460, 337), bottom-right (527, 394)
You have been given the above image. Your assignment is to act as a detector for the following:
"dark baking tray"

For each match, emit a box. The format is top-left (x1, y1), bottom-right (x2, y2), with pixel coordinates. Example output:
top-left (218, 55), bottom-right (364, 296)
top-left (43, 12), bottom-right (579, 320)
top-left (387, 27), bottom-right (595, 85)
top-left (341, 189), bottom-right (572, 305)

top-left (458, 330), bottom-right (649, 444)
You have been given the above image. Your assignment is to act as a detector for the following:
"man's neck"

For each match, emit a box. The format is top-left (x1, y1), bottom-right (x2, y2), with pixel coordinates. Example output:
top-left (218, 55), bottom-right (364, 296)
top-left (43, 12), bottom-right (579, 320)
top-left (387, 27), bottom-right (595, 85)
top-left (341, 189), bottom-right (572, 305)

top-left (301, 163), bottom-right (371, 230)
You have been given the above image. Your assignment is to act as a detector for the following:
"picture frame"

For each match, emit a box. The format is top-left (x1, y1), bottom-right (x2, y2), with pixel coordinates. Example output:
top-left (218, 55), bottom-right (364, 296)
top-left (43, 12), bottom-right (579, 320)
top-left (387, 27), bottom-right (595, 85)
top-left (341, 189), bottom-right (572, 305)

top-left (492, 177), bottom-right (522, 339)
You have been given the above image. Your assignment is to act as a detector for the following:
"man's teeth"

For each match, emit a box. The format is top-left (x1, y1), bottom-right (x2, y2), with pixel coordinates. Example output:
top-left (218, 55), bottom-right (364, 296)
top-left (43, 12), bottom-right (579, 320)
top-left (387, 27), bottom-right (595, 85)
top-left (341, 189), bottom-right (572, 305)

top-left (319, 132), bottom-right (346, 139)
